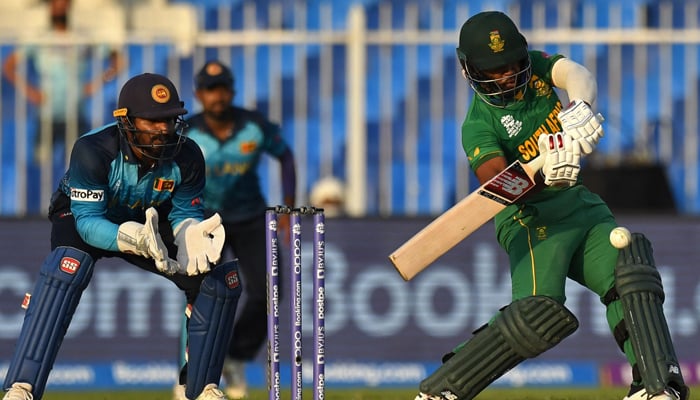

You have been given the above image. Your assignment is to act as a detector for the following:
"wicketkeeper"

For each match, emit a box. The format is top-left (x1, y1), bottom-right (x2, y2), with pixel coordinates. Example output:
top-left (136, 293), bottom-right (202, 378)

top-left (2, 73), bottom-right (241, 400)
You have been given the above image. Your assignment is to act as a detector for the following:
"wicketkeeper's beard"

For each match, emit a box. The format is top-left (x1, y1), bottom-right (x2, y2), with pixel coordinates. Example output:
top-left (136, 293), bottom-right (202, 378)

top-left (51, 14), bottom-right (68, 26)
top-left (205, 102), bottom-right (232, 121)
top-left (138, 142), bottom-right (166, 160)
top-left (129, 131), bottom-right (183, 162)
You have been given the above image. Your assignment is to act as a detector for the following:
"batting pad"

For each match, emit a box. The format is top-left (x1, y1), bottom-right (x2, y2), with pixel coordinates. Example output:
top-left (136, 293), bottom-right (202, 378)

top-left (185, 260), bottom-right (242, 399)
top-left (615, 233), bottom-right (686, 396)
top-left (419, 296), bottom-right (578, 400)
top-left (3, 246), bottom-right (94, 399)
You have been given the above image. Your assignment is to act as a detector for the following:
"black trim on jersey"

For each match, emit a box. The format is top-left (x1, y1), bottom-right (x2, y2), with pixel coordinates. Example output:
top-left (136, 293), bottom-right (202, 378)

top-left (56, 124), bottom-right (205, 207)
top-left (175, 136), bottom-right (207, 188)
top-left (60, 125), bottom-right (121, 197)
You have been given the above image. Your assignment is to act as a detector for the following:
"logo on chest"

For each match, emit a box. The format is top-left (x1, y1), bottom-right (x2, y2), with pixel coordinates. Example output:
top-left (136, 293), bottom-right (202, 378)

top-left (153, 178), bottom-right (175, 192)
top-left (240, 140), bottom-right (258, 154)
top-left (501, 114), bottom-right (523, 138)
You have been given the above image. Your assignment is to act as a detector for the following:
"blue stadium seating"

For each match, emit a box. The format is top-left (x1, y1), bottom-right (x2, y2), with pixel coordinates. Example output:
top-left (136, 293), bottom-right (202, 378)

top-left (2, 0), bottom-right (699, 214)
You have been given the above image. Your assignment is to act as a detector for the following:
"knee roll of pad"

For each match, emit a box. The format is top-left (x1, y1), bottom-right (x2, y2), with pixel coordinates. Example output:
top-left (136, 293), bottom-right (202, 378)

top-left (3, 246), bottom-right (94, 399)
top-left (419, 296), bottom-right (578, 400)
top-left (615, 233), bottom-right (686, 396)
top-left (615, 233), bottom-right (664, 299)
top-left (185, 260), bottom-right (242, 399)
top-left (494, 295), bottom-right (579, 358)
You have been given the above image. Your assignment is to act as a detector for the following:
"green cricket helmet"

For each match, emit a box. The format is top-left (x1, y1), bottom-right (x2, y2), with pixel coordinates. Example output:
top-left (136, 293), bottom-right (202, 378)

top-left (456, 11), bottom-right (531, 107)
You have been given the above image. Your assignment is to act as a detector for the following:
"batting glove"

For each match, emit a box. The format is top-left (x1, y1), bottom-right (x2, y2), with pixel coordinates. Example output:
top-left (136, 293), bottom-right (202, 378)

top-left (538, 132), bottom-right (581, 187)
top-left (557, 99), bottom-right (605, 155)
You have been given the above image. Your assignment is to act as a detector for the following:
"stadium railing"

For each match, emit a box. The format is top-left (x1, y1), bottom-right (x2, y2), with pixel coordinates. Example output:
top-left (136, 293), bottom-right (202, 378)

top-left (1, 0), bottom-right (699, 216)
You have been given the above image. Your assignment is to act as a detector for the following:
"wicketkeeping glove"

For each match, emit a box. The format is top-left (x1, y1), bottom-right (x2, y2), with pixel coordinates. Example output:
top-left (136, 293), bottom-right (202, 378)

top-left (538, 132), bottom-right (581, 187)
top-left (173, 213), bottom-right (226, 275)
top-left (557, 99), bottom-right (605, 155)
top-left (116, 207), bottom-right (179, 275)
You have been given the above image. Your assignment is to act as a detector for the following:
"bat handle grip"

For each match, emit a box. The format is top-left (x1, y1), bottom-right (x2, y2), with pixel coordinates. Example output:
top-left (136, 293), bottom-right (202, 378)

top-left (528, 156), bottom-right (545, 171)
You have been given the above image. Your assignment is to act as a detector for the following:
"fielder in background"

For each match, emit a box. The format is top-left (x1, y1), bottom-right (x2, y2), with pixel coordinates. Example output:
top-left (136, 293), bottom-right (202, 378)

top-left (2, 73), bottom-right (241, 400)
top-left (172, 60), bottom-right (297, 400)
top-left (2, 0), bottom-right (123, 190)
top-left (415, 11), bottom-right (688, 400)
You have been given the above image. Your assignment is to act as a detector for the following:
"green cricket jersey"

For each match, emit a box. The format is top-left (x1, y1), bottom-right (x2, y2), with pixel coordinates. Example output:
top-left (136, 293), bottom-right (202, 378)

top-left (451, 26), bottom-right (644, 381)
top-left (462, 51), bottom-right (564, 168)
top-left (461, 50), bottom-right (611, 249)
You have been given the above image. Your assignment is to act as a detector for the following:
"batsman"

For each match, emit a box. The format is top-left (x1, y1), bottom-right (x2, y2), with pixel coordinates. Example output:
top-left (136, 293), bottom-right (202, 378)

top-left (2, 73), bottom-right (241, 400)
top-left (415, 11), bottom-right (688, 400)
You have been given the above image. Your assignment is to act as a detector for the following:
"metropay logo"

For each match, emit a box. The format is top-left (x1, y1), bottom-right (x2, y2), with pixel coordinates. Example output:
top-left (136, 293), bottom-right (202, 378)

top-left (70, 188), bottom-right (105, 202)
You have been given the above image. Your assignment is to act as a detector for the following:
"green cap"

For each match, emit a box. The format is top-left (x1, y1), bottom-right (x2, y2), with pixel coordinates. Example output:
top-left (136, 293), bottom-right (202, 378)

top-left (457, 11), bottom-right (528, 71)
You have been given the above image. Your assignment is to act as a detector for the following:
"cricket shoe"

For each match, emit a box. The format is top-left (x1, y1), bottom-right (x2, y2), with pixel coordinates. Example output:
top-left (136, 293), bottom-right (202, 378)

top-left (195, 383), bottom-right (226, 400)
top-left (222, 358), bottom-right (247, 399)
top-left (623, 386), bottom-right (681, 400)
top-left (172, 383), bottom-right (187, 400)
top-left (2, 383), bottom-right (33, 400)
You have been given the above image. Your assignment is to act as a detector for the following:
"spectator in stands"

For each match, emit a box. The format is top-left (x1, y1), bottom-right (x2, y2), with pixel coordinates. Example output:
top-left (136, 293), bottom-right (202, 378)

top-left (2, 0), bottom-right (122, 187)
top-left (309, 175), bottom-right (346, 217)
top-left (173, 60), bottom-right (296, 400)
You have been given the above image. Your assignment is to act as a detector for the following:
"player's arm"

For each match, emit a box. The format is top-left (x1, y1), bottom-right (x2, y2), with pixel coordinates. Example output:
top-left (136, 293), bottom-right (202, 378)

top-left (171, 139), bottom-right (225, 275)
top-left (475, 154), bottom-right (550, 199)
top-left (68, 138), bottom-right (121, 251)
top-left (274, 147), bottom-right (296, 243)
top-left (262, 116), bottom-right (296, 241)
top-left (69, 136), bottom-right (177, 274)
top-left (257, 112), bottom-right (296, 207)
top-left (105, 49), bottom-right (123, 81)
top-left (83, 48), bottom-right (123, 96)
top-left (278, 148), bottom-right (296, 207)
top-left (2, 50), bottom-right (42, 105)
top-left (551, 57), bottom-right (605, 155)
top-left (551, 57), bottom-right (597, 106)
top-left (464, 124), bottom-right (510, 185)
top-left (169, 139), bottom-right (207, 227)
top-left (473, 156), bottom-right (508, 185)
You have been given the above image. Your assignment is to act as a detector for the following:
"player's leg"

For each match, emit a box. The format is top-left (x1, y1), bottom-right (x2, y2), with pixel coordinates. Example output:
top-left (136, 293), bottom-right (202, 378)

top-left (571, 222), bottom-right (687, 400)
top-left (185, 260), bottom-right (242, 400)
top-left (3, 195), bottom-right (99, 399)
top-left (416, 296), bottom-right (578, 399)
top-left (3, 247), bottom-right (94, 399)
top-left (172, 304), bottom-right (190, 400)
top-left (567, 221), bottom-right (643, 396)
top-left (163, 270), bottom-right (208, 400)
top-left (415, 209), bottom-right (577, 399)
top-left (149, 209), bottom-right (200, 400)
top-left (116, 220), bottom-right (202, 400)
top-left (223, 215), bottom-right (269, 399)
top-left (613, 233), bottom-right (687, 400)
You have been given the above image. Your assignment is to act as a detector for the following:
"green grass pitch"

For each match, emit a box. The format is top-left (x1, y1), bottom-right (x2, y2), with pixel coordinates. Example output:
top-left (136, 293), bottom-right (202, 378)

top-left (41, 386), bottom-right (699, 400)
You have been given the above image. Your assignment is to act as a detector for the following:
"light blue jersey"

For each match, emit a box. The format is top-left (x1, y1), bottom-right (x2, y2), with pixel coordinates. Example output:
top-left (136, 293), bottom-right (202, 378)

top-left (185, 107), bottom-right (290, 222)
top-left (24, 43), bottom-right (111, 121)
top-left (55, 123), bottom-right (206, 251)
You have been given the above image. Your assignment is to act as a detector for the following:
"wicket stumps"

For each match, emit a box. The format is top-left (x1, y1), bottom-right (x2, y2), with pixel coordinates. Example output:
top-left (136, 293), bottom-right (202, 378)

top-left (266, 206), bottom-right (326, 400)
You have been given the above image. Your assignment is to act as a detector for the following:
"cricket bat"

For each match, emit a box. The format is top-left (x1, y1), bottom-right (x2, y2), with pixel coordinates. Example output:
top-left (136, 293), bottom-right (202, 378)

top-left (389, 156), bottom-right (545, 281)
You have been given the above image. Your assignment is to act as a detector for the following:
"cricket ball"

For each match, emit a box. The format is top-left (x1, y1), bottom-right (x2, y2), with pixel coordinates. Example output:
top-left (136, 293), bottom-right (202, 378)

top-left (610, 227), bottom-right (632, 249)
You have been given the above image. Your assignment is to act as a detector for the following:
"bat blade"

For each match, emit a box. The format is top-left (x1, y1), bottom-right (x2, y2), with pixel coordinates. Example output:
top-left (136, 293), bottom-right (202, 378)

top-left (389, 156), bottom-right (544, 281)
